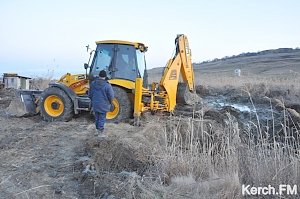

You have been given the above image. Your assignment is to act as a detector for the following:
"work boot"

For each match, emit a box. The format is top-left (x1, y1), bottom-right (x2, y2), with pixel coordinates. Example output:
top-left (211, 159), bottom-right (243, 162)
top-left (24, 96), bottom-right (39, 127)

top-left (98, 129), bottom-right (108, 138)
top-left (98, 134), bottom-right (107, 138)
top-left (94, 129), bottom-right (98, 136)
top-left (94, 129), bottom-right (103, 136)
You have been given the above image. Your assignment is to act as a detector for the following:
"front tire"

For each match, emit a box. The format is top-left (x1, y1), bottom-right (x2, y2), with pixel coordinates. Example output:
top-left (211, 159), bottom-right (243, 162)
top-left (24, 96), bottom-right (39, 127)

top-left (39, 87), bottom-right (74, 121)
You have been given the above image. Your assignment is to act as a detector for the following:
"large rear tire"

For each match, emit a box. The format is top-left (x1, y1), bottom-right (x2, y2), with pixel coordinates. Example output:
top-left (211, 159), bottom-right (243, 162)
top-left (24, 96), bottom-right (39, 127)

top-left (39, 87), bottom-right (74, 121)
top-left (106, 86), bottom-right (132, 123)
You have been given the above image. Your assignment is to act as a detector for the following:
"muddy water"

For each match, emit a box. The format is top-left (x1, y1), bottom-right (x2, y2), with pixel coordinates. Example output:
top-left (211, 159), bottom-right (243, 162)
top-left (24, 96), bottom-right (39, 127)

top-left (203, 95), bottom-right (281, 121)
top-left (174, 92), bottom-right (288, 140)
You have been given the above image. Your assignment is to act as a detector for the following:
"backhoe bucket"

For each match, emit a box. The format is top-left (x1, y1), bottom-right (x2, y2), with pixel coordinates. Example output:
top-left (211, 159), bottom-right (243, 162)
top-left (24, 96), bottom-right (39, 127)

top-left (176, 83), bottom-right (201, 105)
top-left (6, 90), bottom-right (42, 117)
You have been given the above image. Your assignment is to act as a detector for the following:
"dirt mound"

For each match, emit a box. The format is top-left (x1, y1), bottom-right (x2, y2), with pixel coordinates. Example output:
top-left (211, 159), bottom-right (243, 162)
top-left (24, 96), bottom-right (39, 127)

top-left (73, 120), bottom-right (166, 198)
top-left (88, 139), bottom-right (148, 174)
top-left (0, 88), bottom-right (16, 110)
top-left (86, 121), bottom-right (161, 173)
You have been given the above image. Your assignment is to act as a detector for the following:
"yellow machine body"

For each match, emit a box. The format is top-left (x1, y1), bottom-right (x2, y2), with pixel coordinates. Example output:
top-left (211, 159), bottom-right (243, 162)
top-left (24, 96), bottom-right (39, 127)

top-left (56, 35), bottom-right (197, 121)
top-left (133, 34), bottom-right (198, 120)
top-left (18, 34), bottom-right (198, 122)
top-left (58, 73), bottom-right (89, 95)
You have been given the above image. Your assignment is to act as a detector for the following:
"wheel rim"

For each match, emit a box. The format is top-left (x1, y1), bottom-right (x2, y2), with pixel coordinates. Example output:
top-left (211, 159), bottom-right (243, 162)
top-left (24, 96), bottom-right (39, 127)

top-left (44, 95), bottom-right (64, 117)
top-left (107, 98), bottom-right (119, 119)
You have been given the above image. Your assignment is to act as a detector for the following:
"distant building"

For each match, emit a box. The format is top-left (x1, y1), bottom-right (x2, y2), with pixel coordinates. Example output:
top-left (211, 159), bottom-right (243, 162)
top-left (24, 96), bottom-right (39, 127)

top-left (234, 69), bottom-right (241, 77)
top-left (0, 76), bottom-right (4, 89)
top-left (3, 73), bottom-right (31, 89)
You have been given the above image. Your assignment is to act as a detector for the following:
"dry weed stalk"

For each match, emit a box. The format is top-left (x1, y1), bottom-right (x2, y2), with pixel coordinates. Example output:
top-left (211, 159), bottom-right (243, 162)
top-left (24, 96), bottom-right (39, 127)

top-left (147, 112), bottom-right (241, 198)
top-left (237, 95), bottom-right (300, 189)
top-left (145, 94), bottom-right (300, 198)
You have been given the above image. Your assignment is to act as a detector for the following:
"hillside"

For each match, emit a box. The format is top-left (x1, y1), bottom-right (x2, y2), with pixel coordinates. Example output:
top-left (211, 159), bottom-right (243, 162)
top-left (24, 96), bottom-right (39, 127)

top-left (148, 48), bottom-right (300, 77)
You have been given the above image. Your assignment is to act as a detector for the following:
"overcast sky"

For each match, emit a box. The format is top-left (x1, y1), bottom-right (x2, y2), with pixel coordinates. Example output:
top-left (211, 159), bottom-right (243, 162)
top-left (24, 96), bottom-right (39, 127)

top-left (0, 0), bottom-right (299, 78)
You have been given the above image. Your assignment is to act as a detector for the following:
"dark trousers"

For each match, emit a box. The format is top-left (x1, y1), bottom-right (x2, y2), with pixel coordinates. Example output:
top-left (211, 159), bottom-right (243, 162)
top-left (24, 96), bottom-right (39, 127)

top-left (95, 112), bottom-right (106, 130)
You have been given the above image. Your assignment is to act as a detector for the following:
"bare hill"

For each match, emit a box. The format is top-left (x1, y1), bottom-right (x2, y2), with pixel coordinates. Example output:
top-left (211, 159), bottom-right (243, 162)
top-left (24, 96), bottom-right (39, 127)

top-left (148, 48), bottom-right (300, 77)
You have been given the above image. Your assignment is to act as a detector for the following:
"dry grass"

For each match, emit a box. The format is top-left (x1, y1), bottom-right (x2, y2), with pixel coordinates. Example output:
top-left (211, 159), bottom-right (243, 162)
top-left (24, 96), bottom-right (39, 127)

top-left (148, 114), bottom-right (242, 198)
top-left (141, 105), bottom-right (300, 198)
top-left (145, 71), bottom-right (300, 198)
top-left (196, 72), bottom-right (300, 90)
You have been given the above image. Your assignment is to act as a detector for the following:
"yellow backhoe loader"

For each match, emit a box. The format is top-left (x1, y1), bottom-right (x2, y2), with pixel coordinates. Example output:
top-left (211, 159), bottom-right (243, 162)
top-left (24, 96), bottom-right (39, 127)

top-left (13, 34), bottom-right (200, 123)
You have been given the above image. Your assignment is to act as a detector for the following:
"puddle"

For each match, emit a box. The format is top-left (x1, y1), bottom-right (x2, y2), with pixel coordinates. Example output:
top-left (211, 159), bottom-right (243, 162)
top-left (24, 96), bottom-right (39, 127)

top-left (219, 102), bottom-right (252, 112)
top-left (204, 96), bottom-right (253, 112)
top-left (203, 95), bottom-right (281, 122)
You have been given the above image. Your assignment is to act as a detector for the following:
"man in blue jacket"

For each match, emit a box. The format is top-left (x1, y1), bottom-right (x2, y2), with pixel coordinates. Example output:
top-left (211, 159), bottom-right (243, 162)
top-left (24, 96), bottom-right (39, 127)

top-left (89, 70), bottom-right (114, 136)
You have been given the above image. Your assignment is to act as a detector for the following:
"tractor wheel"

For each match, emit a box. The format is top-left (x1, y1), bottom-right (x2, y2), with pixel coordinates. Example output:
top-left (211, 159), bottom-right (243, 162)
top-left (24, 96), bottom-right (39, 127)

top-left (39, 87), bottom-right (74, 121)
top-left (106, 86), bottom-right (132, 122)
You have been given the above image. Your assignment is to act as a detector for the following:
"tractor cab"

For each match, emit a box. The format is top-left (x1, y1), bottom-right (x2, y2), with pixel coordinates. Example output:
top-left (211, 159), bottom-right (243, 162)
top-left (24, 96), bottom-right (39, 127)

top-left (88, 40), bottom-right (148, 82)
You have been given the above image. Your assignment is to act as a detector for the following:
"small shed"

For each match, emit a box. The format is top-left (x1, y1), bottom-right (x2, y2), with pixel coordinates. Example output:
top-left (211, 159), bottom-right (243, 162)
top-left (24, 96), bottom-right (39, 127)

top-left (234, 69), bottom-right (241, 77)
top-left (3, 73), bottom-right (31, 89)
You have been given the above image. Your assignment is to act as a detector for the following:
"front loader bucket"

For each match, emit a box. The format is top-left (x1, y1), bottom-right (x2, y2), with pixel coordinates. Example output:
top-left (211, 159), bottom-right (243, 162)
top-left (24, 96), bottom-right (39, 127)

top-left (6, 90), bottom-right (42, 117)
top-left (176, 83), bottom-right (201, 105)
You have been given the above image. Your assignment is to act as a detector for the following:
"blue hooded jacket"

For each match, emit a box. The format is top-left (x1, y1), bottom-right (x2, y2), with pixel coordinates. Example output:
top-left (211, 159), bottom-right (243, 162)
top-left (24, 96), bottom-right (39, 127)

top-left (89, 77), bottom-right (114, 113)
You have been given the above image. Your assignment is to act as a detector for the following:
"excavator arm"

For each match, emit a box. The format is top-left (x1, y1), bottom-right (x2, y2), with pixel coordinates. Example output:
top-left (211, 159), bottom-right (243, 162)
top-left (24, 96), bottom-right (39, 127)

top-left (160, 34), bottom-right (195, 91)
top-left (133, 34), bottom-right (200, 125)
top-left (159, 34), bottom-right (198, 111)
